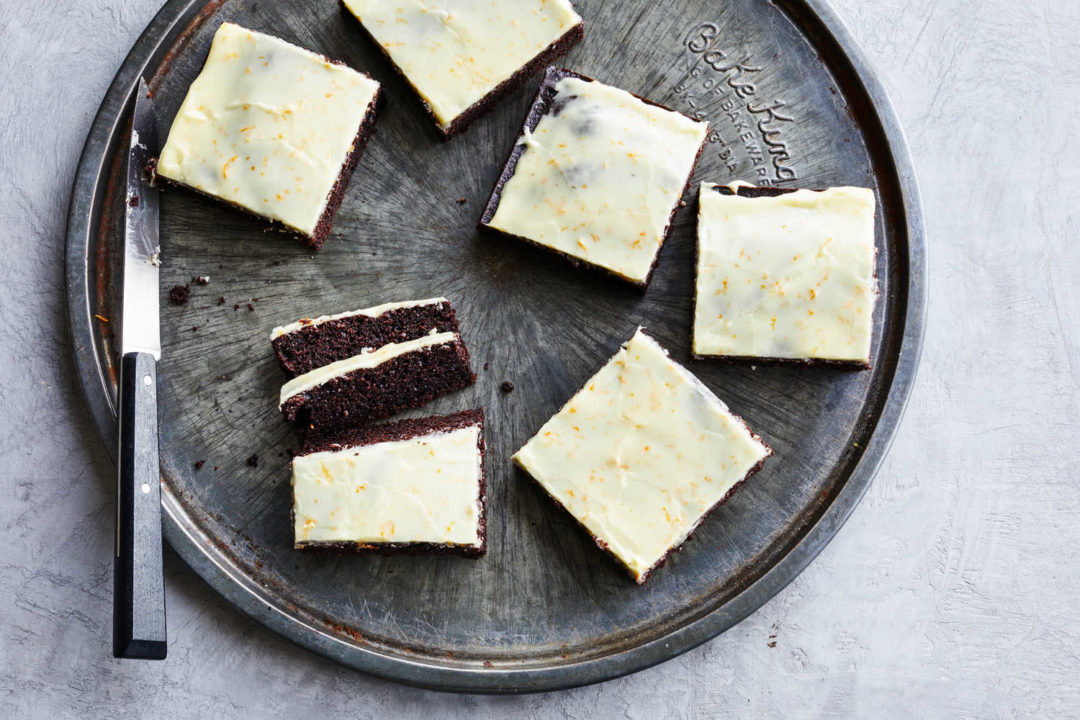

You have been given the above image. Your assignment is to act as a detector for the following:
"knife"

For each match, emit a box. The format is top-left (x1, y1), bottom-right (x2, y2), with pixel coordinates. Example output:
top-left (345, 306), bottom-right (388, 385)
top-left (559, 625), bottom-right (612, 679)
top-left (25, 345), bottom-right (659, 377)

top-left (114, 77), bottom-right (167, 660)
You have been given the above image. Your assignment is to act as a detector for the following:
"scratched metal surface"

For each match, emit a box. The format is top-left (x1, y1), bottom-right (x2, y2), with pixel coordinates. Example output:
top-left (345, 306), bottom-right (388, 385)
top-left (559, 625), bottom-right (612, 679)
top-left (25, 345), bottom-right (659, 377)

top-left (65, 0), bottom-right (925, 692)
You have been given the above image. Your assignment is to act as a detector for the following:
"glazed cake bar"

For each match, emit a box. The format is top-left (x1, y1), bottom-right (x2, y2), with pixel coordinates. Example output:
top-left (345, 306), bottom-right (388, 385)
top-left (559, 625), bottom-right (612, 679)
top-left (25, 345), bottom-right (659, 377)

top-left (293, 410), bottom-right (486, 555)
top-left (513, 328), bottom-right (772, 583)
top-left (155, 22), bottom-right (383, 248)
top-left (272, 298), bottom-right (475, 432)
top-left (481, 68), bottom-right (709, 287)
top-left (693, 183), bottom-right (878, 366)
top-left (342, 0), bottom-right (583, 139)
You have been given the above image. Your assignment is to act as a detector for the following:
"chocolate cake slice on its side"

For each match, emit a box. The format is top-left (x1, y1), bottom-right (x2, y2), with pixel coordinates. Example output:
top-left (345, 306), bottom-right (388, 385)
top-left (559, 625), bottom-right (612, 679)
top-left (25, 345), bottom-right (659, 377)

top-left (480, 67), bottom-right (709, 288)
top-left (272, 298), bottom-right (475, 433)
top-left (693, 183), bottom-right (878, 367)
top-left (293, 410), bottom-right (487, 556)
top-left (271, 298), bottom-right (460, 377)
top-left (341, 0), bottom-right (583, 139)
top-left (154, 23), bottom-right (383, 249)
top-left (513, 328), bottom-right (772, 584)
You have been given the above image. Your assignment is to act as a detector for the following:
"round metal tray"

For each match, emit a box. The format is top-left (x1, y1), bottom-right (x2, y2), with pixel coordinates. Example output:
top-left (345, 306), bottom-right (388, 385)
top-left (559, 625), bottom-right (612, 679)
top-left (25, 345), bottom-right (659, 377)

top-left (66, 0), bottom-right (926, 693)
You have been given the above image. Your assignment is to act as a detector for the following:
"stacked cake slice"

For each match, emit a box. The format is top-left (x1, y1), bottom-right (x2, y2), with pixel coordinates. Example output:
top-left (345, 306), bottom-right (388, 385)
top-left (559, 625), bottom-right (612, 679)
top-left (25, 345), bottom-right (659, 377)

top-left (272, 298), bottom-right (475, 433)
top-left (272, 298), bottom-right (483, 554)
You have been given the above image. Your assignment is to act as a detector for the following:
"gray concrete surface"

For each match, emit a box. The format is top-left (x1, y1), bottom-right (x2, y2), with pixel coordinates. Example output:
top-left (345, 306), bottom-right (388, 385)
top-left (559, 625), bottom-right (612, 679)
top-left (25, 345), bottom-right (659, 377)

top-left (2, 0), bottom-right (1078, 717)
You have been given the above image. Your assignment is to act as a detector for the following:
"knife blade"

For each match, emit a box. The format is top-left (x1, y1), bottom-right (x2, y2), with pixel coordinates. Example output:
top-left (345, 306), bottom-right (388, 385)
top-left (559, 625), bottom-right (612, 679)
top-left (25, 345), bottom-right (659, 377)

top-left (114, 77), bottom-right (167, 660)
top-left (122, 78), bottom-right (161, 359)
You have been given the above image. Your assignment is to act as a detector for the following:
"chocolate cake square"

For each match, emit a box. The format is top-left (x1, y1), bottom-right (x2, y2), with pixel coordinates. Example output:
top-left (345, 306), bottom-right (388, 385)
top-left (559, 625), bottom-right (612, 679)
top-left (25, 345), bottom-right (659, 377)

top-left (513, 328), bottom-right (771, 584)
top-left (342, 0), bottom-right (583, 139)
top-left (693, 183), bottom-right (878, 366)
top-left (272, 298), bottom-right (475, 433)
top-left (155, 22), bottom-right (383, 248)
top-left (293, 410), bottom-right (486, 556)
top-left (480, 68), bottom-right (709, 287)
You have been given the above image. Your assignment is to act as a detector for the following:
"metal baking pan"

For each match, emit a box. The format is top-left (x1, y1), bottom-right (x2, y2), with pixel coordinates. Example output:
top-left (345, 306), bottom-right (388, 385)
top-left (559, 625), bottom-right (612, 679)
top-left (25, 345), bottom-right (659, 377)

top-left (66, 0), bottom-right (926, 692)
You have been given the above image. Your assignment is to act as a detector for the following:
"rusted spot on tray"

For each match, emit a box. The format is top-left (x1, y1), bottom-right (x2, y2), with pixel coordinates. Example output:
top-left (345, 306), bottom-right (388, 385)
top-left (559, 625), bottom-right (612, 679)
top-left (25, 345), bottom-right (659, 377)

top-left (94, 130), bottom-right (128, 389)
top-left (323, 617), bottom-right (365, 643)
top-left (148, 0), bottom-right (227, 94)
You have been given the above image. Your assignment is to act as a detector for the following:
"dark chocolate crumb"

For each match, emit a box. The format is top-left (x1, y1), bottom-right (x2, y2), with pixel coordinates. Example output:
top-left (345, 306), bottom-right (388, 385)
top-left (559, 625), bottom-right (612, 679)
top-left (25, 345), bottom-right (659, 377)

top-left (194, 275), bottom-right (210, 285)
top-left (213, 466), bottom-right (218, 471)
top-left (233, 304), bottom-right (240, 311)
top-left (767, 640), bottom-right (777, 648)
top-left (217, 296), bottom-right (226, 306)
top-left (500, 381), bottom-right (514, 393)
top-left (247, 303), bottom-right (255, 312)
top-left (191, 326), bottom-right (198, 332)
top-left (245, 453), bottom-right (259, 468)
top-left (128, 194), bottom-right (139, 208)
top-left (457, 197), bottom-right (467, 205)
top-left (169, 285), bottom-right (190, 305)
top-left (483, 362), bottom-right (489, 371)
top-left (193, 460), bottom-right (205, 470)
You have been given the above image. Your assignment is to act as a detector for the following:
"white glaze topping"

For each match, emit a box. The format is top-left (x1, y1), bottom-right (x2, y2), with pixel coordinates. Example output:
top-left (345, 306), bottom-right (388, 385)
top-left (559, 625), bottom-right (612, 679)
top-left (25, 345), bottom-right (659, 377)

top-left (512, 328), bottom-right (771, 582)
top-left (694, 184), bottom-right (878, 362)
top-left (157, 23), bottom-right (381, 237)
top-left (487, 77), bottom-right (708, 284)
top-left (279, 331), bottom-right (457, 406)
top-left (342, 0), bottom-right (581, 129)
top-left (293, 426), bottom-right (482, 546)
top-left (270, 297), bottom-right (448, 339)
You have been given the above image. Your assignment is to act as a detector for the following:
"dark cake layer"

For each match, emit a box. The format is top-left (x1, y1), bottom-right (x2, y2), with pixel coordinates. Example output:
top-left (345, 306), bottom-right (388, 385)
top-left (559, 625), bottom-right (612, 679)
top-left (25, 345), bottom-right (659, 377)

top-left (478, 67), bottom-right (707, 289)
top-left (712, 184), bottom-right (800, 199)
top-left (272, 300), bottom-right (460, 377)
top-left (301, 408), bottom-right (482, 454)
top-left (295, 410), bottom-right (487, 557)
top-left (281, 338), bottom-right (475, 433)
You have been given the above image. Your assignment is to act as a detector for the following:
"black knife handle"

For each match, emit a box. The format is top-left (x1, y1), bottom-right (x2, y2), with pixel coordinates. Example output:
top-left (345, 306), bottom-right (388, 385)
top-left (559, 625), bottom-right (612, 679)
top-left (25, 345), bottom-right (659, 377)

top-left (114, 351), bottom-right (167, 659)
